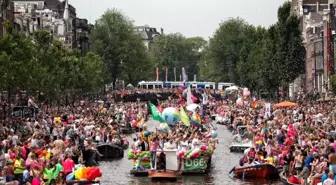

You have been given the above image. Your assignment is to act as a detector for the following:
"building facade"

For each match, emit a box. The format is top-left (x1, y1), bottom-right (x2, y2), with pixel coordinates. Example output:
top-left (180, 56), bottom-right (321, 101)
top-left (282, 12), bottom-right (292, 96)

top-left (289, 0), bottom-right (336, 98)
top-left (76, 18), bottom-right (90, 54)
top-left (134, 25), bottom-right (162, 51)
top-left (0, 0), bottom-right (14, 36)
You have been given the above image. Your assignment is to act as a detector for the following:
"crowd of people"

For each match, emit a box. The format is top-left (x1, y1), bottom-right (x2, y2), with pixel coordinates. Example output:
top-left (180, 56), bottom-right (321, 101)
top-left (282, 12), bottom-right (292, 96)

top-left (0, 94), bottom-right (156, 185)
top-left (226, 99), bottom-right (336, 185)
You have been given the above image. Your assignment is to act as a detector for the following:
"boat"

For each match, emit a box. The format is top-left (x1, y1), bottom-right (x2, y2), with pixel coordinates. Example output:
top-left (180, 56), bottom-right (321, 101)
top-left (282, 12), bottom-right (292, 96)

top-left (229, 141), bottom-right (253, 153)
top-left (66, 180), bottom-right (100, 185)
top-left (215, 114), bottom-right (229, 125)
top-left (148, 150), bottom-right (180, 181)
top-left (229, 126), bottom-right (253, 153)
top-left (232, 163), bottom-right (279, 179)
top-left (120, 122), bottom-right (136, 134)
top-left (96, 144), bottom-right (124, 159)
top-left (148, 170), bottom-right (180, 180)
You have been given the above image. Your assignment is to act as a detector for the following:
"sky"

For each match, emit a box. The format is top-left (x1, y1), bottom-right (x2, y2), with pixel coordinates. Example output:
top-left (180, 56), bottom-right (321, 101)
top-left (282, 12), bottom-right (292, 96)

top-left (69, 0), bottom-right (287, 39)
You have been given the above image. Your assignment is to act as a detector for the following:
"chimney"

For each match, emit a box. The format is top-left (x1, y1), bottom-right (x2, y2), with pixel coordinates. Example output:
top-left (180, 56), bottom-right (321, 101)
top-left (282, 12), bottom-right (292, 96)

top-left (160, 28), bottom-right (164, 35)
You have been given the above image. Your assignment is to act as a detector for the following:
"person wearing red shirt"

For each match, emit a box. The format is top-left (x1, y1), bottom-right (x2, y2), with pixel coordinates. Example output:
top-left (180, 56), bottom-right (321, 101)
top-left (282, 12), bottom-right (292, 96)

top-left (62, 153), bottom-right (75, 175)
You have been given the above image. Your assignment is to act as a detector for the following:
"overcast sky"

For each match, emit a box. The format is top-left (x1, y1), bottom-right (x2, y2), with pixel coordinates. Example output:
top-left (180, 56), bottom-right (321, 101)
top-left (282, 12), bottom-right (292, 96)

top-left (69, 0), bottom-right (287, 39)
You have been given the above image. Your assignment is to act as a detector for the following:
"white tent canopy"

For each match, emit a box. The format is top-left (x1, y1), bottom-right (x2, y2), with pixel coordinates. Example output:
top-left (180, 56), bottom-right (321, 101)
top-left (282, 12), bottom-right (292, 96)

top-left (186, 103), bottom-right (201, 112)
top-left (225, 86), bottom-right (239, 91)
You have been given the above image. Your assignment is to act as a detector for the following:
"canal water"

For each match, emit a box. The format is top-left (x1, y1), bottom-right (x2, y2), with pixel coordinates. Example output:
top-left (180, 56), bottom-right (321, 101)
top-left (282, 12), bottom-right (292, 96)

top-left (99, 120), bottom-right (282, 185)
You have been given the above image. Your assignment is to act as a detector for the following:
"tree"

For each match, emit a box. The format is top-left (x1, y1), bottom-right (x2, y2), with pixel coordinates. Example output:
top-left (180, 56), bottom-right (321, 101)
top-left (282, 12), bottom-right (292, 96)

top-left (0, 21), bottom-right (35, 95)
top-left (207, 18), bottom-right (256, 83)
top-left (150, 34), bottom-right (207, 81)
top-left (275, 2), bottom-right (305, 86)
top-left (0, 23), bottom-right (106, 105)
top-left (90, 9), bottom-right (152, 85)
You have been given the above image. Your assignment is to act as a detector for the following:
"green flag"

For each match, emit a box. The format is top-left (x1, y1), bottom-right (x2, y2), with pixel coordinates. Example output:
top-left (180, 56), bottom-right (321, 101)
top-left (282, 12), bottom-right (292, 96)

top-left (149, 103), bottom-right (164, 122)
top-left (180, 106), bottom-right (190, 127)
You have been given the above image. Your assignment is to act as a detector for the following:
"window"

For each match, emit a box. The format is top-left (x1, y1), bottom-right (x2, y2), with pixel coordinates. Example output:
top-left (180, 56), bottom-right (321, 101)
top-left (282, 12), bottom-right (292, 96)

top-left (316, 55), bottom-right (323, 70)
top-left (148, 85), bottom-right (153, 89)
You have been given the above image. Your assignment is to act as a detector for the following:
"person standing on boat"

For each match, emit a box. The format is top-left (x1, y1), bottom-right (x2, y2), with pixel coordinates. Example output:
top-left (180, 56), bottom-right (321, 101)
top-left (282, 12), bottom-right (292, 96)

top-left (150, 137), bottom-right (162, 170)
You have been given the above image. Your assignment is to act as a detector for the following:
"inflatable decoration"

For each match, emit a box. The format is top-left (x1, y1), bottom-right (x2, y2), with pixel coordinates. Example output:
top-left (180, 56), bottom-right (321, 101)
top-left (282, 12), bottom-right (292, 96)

top-left (157, 122), bottom-right (169, 133)
top-left (243, 91), bottom-right (251, 97)
top-left (66, 172), bottom-right (74, 181)
top-left (73, 167), bottom-right (102, 181)
top-left (87, 167), bottom-right (102, 181)
top-left (54, 117), bottom-right (61, 124)
top-left (236, 98), bottom-right (243, 107)
top-left (128, 149), bottom-right (134, 160)
top-left (211, 130), bottom-right (217, 138)
top-left (143, 130), bottom-right (150, 137)
top-left (161, 107), bottom-right (180, 126)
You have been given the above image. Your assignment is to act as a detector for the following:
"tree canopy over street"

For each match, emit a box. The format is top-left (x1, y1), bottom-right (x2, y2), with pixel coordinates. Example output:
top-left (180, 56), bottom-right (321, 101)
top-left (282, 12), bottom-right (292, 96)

top-left (0, 2), bottom-right (305, 98)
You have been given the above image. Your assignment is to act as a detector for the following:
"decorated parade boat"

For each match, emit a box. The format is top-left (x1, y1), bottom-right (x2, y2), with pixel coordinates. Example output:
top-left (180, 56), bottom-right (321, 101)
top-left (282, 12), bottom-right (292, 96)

top-left (231, 163), bottom-right (279, 179)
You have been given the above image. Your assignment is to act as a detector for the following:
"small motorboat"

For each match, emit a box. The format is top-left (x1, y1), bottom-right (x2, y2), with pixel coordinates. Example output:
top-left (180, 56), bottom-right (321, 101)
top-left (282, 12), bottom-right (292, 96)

top-left (232, 163), bottom-right (279, 179)
top-left (230, 126), bottom-right (253, 153)
top-left (96, 144), bottom-right (124, 159)
top-left (120, 122), bottom-right (135, 134)
top-left (148, 170), bottom-right (180, 180)
top-left (229, 141), bottom-right (253, 153)
top-left (215, 115), bottom-right (229, 125)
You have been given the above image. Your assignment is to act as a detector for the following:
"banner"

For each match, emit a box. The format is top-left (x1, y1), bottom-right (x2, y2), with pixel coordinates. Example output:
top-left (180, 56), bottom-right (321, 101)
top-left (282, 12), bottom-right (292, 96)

top-left (183, 157), bottom-right (207, 171)
top-left (165, 67), bottom-right (168, 81)
top-left (174, 68), bottom-right (176, 81)
top-left (265, 103), bottom-right (271, 118)
top-left (156, 68), bottom-right (159, 81)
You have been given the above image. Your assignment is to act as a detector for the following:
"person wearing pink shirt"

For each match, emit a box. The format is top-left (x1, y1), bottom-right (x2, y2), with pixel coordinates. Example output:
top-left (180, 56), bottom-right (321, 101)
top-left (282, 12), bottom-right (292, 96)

top-left (150, 137), bottom-right (162, 170)
top-left (324, 173), bottom-right (336, 185)
top-left (62, 153), bottom-right (75, 175)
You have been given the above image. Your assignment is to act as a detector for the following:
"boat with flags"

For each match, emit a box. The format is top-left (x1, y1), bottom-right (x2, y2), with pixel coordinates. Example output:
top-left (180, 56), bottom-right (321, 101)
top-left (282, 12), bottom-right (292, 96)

top-left (128, 91), bottom-right (217, 177)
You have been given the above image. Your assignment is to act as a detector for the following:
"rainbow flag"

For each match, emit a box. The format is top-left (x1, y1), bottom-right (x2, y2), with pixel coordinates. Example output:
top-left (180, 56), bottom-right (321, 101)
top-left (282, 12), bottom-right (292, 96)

top-left (190, 113), bottom-right (202, 127)
top-left (252, 101), bottom-right (260, 109)
top-left (133, 116), bottom-right (144, 128)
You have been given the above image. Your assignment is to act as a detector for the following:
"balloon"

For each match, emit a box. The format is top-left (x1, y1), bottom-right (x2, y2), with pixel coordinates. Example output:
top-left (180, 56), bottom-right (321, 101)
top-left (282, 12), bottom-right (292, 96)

top-left (236, 98), bottom-right (243, 106)
top-left (66, 172), bottom-right (75, 181)
top-left (87, 167), bottom-right (102, 181)
top-left (157, 123), bottom-right (169, 133)
top-left (243, 91), bottom-right (250, 97)
top-left (161, 107), bottom-right (180, 125)
top-left (211, 131), bottom-right (217, 138)
top-left (243, 88), bottom-right (248, 92)
top-left (144, 130), bottom-right (150, 137)
top-left (54, 117), bottom-right (61, 124)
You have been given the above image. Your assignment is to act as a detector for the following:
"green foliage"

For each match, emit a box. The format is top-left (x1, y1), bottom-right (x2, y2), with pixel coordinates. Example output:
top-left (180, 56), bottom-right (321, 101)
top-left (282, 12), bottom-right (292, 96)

top-left (200, 1), bottom-right (305, 94)
top-left (90, 8), bottom-right (152, 85)
top-left (0, 24), bottom-right (104, 101)
top-left (150, 33), bottom-right (207, 81)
